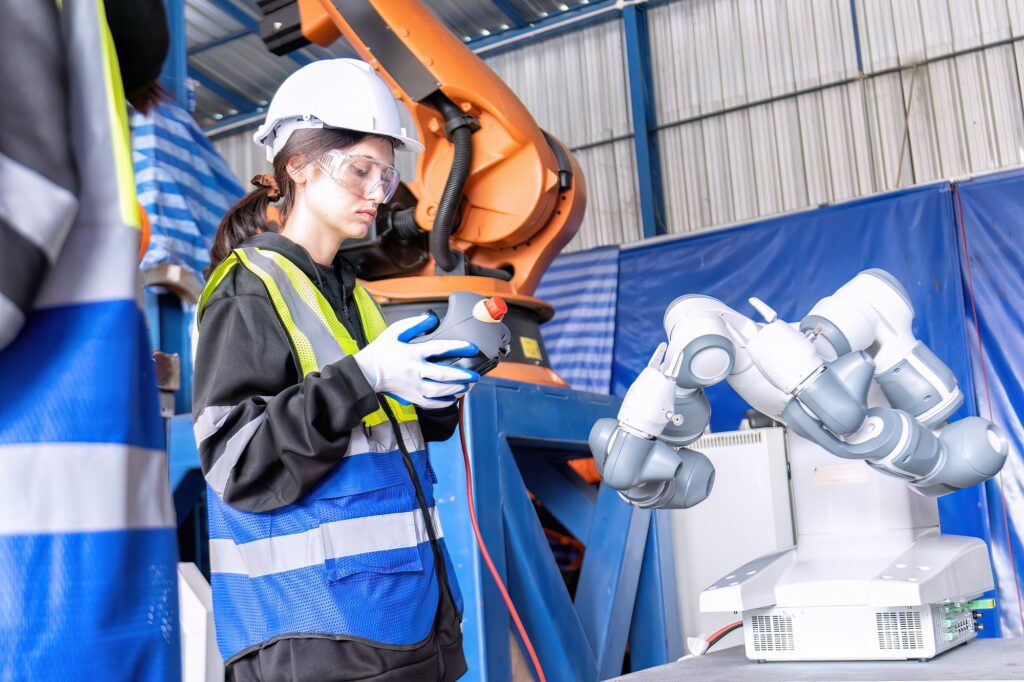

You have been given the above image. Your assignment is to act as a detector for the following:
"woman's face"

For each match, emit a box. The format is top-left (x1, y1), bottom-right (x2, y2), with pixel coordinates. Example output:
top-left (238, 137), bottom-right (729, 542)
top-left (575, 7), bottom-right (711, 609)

top-left (301, 136), bottom-right (396, 242)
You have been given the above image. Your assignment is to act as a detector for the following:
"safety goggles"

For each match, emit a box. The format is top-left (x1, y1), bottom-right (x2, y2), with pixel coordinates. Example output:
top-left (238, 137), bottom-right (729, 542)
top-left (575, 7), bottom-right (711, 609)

top-left (315, 149), bottom-right (401, 203)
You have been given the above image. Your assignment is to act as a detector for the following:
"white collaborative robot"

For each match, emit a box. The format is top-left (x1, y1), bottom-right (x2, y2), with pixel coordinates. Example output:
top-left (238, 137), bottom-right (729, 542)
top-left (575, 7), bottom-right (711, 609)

top-left (590, 269), bottom-right (1009, 661)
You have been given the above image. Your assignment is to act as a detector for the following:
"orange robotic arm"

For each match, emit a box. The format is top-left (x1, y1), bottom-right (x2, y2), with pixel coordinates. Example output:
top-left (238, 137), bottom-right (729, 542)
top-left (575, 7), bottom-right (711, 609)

top-left (257, 0), bottom-right (585, 299)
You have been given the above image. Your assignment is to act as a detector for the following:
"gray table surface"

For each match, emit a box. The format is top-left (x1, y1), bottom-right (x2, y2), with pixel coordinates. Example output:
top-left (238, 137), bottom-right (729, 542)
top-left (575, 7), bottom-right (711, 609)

top-left (614, 638), bottom-right (1023, 681)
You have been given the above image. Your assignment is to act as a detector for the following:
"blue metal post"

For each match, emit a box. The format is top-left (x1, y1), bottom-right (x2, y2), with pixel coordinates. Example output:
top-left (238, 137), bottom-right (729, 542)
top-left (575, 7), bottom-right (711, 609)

top-left (628, 511), bottom-right (684, 668)
top-left (849, 0), bottom-right (865, 74)
top-left (622, 4), bottom-right (666, 238)
top-left (160, 0), bottom-right (188, 106)
top-left (574, 485), bottom-right (652, 678)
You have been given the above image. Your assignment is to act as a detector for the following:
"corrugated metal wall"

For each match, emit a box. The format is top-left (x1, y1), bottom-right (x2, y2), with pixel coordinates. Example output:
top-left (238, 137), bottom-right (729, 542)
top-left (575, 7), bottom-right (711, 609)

top-left (210, 0), bottom-right (1024, 246)
top-left (652, 0), bottom-right (1024, 236)
top-left (483, 19), bottom-right (639, 251)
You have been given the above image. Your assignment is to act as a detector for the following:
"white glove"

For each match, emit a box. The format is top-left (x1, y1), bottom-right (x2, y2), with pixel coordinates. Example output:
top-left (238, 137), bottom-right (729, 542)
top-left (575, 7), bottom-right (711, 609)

top-left (354, 312), bottom-right (480, 409)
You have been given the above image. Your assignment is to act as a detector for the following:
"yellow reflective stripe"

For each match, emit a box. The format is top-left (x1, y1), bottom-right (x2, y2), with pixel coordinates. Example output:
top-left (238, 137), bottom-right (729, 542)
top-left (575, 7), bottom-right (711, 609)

top-left (353, 286), bottom-right (388, 342)
top-left (352, 286), bottom-right (418, 424)
top-left (95, 0), bottom-right (138, 228)
top-left (234, 250), bottom-right (319, 376)
top-left (250, 252), bottom-right (399, 425)
top-left (198, 257), bottom-right (241, 320)
top-left (265, 250), bottom-right (360, 356)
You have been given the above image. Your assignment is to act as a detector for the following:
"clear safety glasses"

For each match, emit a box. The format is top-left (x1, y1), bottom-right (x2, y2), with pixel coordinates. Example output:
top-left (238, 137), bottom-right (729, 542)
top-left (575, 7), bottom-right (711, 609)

top-left (315, 149), bottom-right (401, 203)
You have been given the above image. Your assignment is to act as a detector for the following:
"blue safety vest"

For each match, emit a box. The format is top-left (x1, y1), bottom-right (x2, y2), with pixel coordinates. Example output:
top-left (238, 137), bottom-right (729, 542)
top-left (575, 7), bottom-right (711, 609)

top-left (197, 247), bottom-right (463, 662)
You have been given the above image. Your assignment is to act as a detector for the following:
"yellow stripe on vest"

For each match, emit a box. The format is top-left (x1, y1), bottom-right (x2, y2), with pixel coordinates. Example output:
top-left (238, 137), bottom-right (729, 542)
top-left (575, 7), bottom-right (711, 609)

top-left (234, 249), bottom-right (320, 376)
top-left (198, 247), bottom-right (419, 428)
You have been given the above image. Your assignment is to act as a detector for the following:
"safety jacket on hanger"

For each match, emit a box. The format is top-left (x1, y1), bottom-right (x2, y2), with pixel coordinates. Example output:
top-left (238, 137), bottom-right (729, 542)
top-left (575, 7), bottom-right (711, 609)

top-left (196, 246), bottom-right (463, 662)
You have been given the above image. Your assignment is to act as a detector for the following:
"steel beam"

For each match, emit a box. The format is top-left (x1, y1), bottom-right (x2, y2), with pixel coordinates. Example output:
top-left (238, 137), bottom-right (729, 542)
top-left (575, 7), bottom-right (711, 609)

top-left (189, 65), bottom-right (260, 112)
top-left (161, 0), bottom-right (188, 106)
top-left (622, 4), bottom-right (666, 238)
top-left (188, 28), bottom-right (251, 56)
top-left (490, 0), bottom-right (530, 29)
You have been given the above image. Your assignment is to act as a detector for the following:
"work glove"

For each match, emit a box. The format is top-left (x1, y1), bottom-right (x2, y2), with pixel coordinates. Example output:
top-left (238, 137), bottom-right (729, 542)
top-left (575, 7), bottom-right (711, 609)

top-left (354, 312), bottom-right (480, 409)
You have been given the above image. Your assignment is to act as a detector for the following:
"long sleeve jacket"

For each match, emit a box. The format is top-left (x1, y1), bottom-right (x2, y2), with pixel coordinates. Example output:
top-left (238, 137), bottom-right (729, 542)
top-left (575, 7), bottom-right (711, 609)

top-left (192, 232), bottom-right (460, 513)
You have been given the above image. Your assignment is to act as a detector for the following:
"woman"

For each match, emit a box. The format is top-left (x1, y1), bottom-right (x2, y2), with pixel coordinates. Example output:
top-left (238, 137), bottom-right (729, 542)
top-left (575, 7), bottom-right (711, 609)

top-left (193, 59), bottom-right (475, 682)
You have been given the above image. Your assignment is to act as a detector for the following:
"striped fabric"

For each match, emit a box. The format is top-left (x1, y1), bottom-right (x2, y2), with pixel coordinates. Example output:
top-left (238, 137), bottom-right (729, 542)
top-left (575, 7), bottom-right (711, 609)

top-left (536, 247), bottom-right (619, 394)
top-left (131, 101), bottom-right (244, 279)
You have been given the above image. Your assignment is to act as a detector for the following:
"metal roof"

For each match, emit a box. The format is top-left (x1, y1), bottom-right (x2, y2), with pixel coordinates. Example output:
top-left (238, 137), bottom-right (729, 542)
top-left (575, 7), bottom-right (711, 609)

top-left (184, 0), bottom-right (601, 129)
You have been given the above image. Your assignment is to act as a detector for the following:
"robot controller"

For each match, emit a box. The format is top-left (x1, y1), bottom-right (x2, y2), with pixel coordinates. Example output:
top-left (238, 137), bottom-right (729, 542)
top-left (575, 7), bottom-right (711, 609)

top-left (412, 291), bottom-right (512, 376)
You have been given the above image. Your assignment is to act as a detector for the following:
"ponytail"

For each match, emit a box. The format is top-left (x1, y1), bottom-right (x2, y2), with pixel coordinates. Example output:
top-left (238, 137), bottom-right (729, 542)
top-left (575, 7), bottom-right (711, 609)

top-left (205, 179), bottom-right (277, 278)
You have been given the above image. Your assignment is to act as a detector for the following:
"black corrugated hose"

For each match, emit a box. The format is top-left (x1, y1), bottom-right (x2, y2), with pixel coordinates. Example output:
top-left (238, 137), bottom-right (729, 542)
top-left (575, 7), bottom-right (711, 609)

top-left (429, 95), bottom-right (474, 272)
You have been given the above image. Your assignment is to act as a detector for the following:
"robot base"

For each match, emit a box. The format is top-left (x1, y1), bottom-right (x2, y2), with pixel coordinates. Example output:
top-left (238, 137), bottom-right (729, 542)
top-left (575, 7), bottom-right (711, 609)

top-left (700, 531), bottom-right (991, 662)
top-left (739, 602), bottom-right (977, 662)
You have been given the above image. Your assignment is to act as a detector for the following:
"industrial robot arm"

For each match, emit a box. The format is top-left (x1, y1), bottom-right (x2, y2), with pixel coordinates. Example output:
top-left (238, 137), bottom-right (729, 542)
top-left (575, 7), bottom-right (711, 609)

top-left (787, 269), bottom-right (1008, 496)
top-left (589, 341), bottom-right (717, 509)
top-left (592, 270), bottom-right (1009, 508)
top-left (256, 0), bottom-right (584, 296)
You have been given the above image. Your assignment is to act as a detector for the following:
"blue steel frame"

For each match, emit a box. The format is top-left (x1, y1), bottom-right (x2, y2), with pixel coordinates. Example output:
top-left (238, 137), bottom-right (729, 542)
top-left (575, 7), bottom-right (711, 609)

top-left (622, 4), bottom-right (666, 238)
top-left (430, 378), bottom-right (682, 680)
top-left (161, 0), bottom-right (189, 106)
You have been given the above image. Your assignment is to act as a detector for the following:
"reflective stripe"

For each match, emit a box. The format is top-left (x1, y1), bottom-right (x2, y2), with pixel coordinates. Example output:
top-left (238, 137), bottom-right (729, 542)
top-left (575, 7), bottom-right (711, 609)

top-left (0, 295), bottom-right (25, 349)
top-left (95, 0), bottom-right (138, 228)
top-left (346, 420), bottom-right (426, 456)
top-left (198, 256), bottom-right (240, 320)
top-left (63, 0), bottom-right (135, 232)
top-left (244, 248), bottom-right (347, 371)
top-left (234, 249), bottom-right (320, 375)
top-left (210, 507), bottom-right (443, 577)
top-left (33, 223), bottom-right (141, 308)
top-left (193, 405), bottom-right (235, 446)
top-left (0, 442), bottom-right (175, 534)
top-left (205, 414), bottom-right (268, 497)
top-left (0, 155), bottom-right (77, 262)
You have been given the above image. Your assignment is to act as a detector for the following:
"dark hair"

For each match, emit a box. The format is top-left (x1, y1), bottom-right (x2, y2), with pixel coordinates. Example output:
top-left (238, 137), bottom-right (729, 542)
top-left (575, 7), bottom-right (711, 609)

top-left (206, 127), bottom-right (396, 276)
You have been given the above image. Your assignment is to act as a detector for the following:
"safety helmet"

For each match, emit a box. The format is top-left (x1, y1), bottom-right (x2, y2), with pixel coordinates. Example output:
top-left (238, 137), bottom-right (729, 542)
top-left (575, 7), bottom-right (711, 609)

top-left (253, 58), bottom-right (423, 162)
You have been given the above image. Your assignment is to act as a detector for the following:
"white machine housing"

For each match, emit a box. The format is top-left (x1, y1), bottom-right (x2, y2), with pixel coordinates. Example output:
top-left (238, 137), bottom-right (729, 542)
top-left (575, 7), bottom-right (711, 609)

top-left (700, 429), bottom-right (991, 661)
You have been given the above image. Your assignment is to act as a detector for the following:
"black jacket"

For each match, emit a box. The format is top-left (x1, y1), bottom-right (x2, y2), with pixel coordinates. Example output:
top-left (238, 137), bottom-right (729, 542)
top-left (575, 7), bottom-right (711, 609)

top-left (193, 232), bottom-right (466, 681)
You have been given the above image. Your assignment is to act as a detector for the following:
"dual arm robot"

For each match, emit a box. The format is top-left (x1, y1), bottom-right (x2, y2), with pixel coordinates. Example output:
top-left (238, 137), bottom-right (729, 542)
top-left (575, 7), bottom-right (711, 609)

top-left (590, 269), bottom-right (1009, 509)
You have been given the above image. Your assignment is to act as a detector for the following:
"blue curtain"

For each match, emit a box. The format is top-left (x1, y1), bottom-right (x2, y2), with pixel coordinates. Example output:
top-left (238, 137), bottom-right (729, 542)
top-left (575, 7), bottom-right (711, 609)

top-left (954, 169), bottom-right (1024, 637)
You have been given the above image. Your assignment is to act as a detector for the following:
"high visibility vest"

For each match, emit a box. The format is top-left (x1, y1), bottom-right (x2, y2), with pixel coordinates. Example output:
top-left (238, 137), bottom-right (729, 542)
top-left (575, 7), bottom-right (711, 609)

top-left (0, 1), bottom-right (180, 679)
top-left (197, 246), bottom-right (463, 662)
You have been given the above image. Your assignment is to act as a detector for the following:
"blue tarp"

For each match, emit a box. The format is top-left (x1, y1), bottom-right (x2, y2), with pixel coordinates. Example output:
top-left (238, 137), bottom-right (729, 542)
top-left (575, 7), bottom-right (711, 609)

top-left (954, 169), bottom-right (1024, 637)
top-left (537, 247), bottom-right (619, 393)
top-left (132, 101), bottom-right (244, 280)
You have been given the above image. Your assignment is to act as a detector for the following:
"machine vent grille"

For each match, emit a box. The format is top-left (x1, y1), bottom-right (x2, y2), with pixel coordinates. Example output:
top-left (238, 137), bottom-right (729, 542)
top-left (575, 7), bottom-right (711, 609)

top-left (876, 610), bottom-right (924, 650)
top-left (751, 615), bottom-right (794, 651)
top-left (695, 431), bottom-right (764, 449)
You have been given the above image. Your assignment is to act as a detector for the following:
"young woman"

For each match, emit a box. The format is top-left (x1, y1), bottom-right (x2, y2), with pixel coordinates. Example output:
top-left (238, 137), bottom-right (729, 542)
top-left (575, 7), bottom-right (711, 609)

top-left (193, 59), bottom-right (475, 682)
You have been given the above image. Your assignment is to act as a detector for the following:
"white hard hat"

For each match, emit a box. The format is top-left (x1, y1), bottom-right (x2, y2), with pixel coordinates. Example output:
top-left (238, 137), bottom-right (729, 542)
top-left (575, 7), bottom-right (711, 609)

top-left (253, 58), bottom-right (424, 162)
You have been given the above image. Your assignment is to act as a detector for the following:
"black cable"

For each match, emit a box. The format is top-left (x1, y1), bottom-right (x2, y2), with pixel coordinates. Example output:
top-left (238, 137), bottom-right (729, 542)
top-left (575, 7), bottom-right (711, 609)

top-left (705, 621), bottom-right (743, 652)
top-left (427, 93), bottom-right (476, 273)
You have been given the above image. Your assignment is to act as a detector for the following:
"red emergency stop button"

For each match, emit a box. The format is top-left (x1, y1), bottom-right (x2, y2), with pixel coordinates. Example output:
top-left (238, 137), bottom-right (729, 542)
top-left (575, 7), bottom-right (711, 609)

top-left (484, 296), bottom-right (508, 321)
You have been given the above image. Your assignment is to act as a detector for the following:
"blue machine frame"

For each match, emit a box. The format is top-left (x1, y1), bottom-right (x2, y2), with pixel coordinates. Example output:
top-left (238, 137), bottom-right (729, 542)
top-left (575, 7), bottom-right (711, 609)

top-left (430, 378), bottom-right (682, 680)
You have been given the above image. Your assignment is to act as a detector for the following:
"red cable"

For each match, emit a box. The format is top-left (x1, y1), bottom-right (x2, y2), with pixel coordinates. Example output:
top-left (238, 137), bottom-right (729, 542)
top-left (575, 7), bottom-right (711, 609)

top-left (954, 186), bottom-right (1024, 633)
top-left (458, 399), bottom-right (547, 682)
top-left (706, 620), bottom-right (743, 645)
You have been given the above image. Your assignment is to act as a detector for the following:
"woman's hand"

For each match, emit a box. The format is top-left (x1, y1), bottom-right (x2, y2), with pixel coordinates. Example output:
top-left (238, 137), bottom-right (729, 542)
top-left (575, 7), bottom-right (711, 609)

top-left (353, 313), bottom-right (480, 409)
